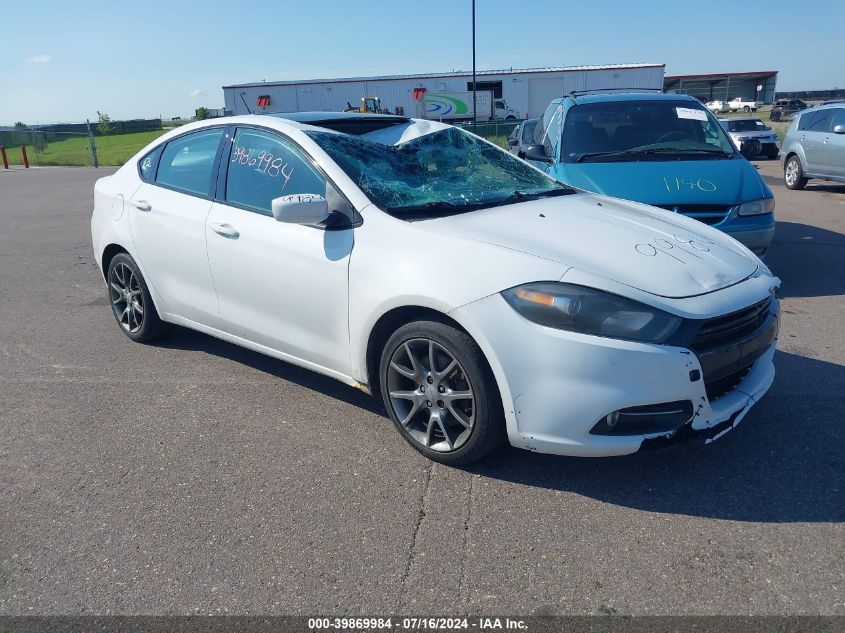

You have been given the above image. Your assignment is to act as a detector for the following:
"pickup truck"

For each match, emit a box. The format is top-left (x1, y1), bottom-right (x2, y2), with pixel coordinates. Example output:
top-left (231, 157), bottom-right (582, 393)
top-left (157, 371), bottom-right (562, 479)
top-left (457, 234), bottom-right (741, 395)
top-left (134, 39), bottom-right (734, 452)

top-left (728, 97), bottom-right (758, 113)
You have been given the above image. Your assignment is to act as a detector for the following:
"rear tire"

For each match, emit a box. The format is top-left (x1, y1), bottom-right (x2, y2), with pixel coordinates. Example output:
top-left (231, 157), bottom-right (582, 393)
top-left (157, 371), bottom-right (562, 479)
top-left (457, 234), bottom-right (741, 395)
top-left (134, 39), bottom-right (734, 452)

top-left (379, 320), bottom-right (506, 465)
top-left (106, 253), bottom-right (170, 343)
top-left (784, 155), bottom-right (808, 190)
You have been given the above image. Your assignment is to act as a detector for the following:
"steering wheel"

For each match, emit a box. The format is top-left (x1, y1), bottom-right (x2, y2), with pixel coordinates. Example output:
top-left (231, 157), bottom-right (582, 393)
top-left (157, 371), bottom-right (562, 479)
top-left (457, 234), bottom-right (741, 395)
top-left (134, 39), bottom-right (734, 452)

top-left (655, 131), bottom-right (690, 143)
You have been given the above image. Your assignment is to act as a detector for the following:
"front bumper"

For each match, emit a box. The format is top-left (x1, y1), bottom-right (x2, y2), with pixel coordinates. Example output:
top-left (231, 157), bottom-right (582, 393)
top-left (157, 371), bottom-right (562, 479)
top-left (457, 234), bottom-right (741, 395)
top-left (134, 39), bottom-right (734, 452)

top-left (718, 213), bottom-right (776, 257)
top-left (453, 291), bottom-right (778, 457)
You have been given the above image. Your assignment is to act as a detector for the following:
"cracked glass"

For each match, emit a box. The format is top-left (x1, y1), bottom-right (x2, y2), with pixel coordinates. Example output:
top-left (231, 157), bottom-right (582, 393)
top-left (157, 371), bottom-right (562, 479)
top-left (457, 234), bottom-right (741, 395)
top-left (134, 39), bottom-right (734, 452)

top-left (306, 126), bottom-right (570, 218)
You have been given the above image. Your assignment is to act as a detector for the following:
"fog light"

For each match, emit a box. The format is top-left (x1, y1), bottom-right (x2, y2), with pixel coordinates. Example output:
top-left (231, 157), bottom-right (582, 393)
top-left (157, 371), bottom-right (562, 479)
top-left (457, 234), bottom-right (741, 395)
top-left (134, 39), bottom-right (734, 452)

top-left (590, 401), bottom-right (694, 436)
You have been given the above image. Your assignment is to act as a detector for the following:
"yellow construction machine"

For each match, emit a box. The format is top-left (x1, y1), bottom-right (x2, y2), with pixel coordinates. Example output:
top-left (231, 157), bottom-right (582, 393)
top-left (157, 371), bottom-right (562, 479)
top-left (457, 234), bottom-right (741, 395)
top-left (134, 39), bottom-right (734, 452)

top-left (345, 96), bottom-right (390, 114)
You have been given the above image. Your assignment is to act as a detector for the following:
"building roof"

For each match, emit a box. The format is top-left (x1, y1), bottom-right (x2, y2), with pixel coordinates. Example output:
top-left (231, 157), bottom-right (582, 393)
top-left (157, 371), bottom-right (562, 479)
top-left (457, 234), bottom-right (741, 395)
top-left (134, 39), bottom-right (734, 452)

top-left (665, 70), bottom-right (778, 81)
top-left (223, 63), bottom-right (665, 89)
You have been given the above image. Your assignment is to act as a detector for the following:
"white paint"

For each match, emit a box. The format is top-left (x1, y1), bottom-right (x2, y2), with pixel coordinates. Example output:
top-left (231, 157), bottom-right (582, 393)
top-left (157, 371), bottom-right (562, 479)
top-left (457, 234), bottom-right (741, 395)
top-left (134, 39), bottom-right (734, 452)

top-left (91, 114), bottom-right (779, 459)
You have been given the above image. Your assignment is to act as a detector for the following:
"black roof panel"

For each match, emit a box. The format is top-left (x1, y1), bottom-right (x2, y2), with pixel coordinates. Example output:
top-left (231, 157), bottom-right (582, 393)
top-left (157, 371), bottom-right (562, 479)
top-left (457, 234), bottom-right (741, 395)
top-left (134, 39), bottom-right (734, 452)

top-left (267, 111), bottom-right (411, 135)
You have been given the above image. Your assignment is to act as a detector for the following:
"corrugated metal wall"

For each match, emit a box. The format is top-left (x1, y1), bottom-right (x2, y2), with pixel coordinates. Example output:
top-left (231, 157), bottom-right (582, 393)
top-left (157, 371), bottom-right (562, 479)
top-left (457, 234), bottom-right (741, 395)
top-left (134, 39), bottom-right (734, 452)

top-left (224, 66), bottom-right (665, 119)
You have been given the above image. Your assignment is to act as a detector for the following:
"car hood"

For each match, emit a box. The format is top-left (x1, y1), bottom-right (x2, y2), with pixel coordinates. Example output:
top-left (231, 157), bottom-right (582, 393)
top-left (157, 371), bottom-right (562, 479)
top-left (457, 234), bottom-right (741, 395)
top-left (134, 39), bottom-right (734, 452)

top-left (729, 130), bottom-right (777, 139)
top-left (549, 158), bottom-right (766, 206)
top-left (417, 193), bottom-right (758, 299)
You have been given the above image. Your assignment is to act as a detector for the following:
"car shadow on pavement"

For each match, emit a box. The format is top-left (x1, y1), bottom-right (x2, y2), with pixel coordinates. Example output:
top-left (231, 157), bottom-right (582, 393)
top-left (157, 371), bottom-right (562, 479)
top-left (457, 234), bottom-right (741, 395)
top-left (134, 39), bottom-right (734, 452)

top-left (466, 350), bottom-right (845, 524)
top-left (767, 221), bottom-right (845, 298)
top-left (758, 169), bottom-right (845, 193)
top-left (159, 327), bottom-right (383, 415)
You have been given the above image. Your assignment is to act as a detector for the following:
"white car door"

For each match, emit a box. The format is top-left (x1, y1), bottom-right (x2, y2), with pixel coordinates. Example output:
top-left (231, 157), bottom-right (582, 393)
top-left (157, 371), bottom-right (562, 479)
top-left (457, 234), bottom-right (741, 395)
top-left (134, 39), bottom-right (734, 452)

top-left (205, 127), bottom-right (353, 375)
top-left (128, 127), bottom-right (225, 327)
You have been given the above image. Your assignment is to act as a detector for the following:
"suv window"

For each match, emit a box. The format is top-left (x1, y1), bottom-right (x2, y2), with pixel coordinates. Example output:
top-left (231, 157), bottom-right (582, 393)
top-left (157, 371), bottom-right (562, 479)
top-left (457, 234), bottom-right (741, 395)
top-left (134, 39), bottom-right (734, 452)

top-left (542, 105), bottom-right (563, 158)
top-left (225, 128), bottom-right (326, 214)
top-left (155, 128), bottom-right (224, 196)
top-left (799, 109), bottom-right (835, 132)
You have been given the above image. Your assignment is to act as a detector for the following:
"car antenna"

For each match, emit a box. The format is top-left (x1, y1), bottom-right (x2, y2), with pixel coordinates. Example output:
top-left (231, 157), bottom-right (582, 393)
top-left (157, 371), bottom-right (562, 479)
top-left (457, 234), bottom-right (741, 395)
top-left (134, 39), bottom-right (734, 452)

top-left (239, 91), bottom-right (253, 114)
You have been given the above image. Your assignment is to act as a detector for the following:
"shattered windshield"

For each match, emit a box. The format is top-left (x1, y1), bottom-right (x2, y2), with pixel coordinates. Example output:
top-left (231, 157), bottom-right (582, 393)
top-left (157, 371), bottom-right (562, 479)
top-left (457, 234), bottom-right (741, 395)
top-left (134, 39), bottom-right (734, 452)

top-left (306, 126), bottom-right (571, 218)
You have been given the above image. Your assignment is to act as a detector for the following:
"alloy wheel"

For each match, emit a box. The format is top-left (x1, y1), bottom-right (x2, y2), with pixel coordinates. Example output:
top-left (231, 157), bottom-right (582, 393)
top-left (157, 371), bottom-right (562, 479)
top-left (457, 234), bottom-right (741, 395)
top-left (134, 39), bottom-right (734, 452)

top-left (386, 338), bottom-right (475, 452)
top-left (785, 160), bottom-right (798, 187)
top-left (109, 262), bottom-right (144, 333)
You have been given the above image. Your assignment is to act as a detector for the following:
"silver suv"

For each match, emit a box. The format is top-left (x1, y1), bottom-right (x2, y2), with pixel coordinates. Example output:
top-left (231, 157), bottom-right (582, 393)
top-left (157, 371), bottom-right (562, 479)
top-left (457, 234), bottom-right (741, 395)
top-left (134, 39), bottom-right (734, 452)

top-left (781, 101), bottom-right (845, 189)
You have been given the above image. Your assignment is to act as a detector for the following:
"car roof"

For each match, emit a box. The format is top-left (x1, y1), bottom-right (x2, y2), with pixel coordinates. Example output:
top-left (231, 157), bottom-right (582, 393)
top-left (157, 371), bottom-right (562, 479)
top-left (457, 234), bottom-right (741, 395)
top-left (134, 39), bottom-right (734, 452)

top-left (266, 111), bottom-right (411, 134)
top-left (171, 112), bottom-right (414, 137)
top-left (267, 111), bottom-right (409, 124)
top-left (554, 92), bottom-right (697, 106)
top-left (796, 101), bottom-right (845, 115)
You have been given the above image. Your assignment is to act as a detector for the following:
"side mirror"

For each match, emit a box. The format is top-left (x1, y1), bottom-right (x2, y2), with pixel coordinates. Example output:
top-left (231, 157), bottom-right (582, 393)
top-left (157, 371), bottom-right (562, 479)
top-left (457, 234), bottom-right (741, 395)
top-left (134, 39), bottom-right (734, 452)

top-left (834, 124), bottom-right (845, 135)
top-left (764, 125), bottom-right (772, 130)
top-left (271, 193), bottom-right (330, 225)
top-left (739, 138), bottom-right (762, 158)
top-left (524, 144), bottom-right (552, 163)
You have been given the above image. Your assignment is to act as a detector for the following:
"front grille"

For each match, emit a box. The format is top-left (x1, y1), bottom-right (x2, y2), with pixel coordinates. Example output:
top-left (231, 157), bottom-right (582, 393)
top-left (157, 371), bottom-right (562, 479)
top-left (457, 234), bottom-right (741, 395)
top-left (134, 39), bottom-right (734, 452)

top-left (691, 296), bottom-right (773, 352)
top-left (691, 296), bottom-right (777, 402)
top-left (654, 204), bottom-right (732, 226)
top-left (705, 366), bottom-right (752, 401)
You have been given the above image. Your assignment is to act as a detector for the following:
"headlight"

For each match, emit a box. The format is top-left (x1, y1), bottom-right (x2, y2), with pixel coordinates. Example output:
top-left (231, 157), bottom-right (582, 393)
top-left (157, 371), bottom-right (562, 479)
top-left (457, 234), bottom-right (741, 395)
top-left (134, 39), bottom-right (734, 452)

top-left (738, 197), bottom-right (775, 216)
top-left (501, 282), bottom-right (681, 343)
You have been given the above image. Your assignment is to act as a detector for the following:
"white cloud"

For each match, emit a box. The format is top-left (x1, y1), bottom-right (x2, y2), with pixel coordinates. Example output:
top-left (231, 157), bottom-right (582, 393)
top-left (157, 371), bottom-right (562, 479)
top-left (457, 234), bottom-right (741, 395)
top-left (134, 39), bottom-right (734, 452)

top-left (26, 54), bottom-right (54, 64)
top-left (188, 89), bottom-right (206, 99)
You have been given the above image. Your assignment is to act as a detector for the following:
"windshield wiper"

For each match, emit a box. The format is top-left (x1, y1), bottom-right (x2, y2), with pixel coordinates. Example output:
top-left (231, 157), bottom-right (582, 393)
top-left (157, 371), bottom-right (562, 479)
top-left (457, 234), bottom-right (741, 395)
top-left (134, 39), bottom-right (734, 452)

top-left (576, 147), bottom-right (732, 162)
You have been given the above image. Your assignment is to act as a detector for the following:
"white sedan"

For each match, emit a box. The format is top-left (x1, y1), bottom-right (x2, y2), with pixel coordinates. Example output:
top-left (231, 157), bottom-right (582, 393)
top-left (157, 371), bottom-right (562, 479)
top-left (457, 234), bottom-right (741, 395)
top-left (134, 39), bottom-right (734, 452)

top-left (91, 113), bottom-right (780, 464)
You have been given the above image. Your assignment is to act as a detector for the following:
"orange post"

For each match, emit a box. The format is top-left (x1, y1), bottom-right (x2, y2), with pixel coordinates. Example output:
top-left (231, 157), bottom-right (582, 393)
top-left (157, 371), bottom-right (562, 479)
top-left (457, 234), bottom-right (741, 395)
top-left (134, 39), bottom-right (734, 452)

top-left (0, 146), bottom-right (8, 169)
top-left (21, 145), bottom-right (29, 168)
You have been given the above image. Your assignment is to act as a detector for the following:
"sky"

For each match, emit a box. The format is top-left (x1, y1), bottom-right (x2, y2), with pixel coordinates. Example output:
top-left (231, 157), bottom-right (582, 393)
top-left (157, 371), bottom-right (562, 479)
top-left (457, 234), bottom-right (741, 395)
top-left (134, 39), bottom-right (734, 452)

top-left (1, 0), bottom-right (842, 124)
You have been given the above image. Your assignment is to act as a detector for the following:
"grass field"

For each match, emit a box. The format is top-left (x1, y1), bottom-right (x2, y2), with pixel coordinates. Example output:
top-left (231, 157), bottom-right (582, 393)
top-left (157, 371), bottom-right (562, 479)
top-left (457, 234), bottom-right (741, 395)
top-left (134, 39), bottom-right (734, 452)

top-left (3, 130), bottom-right (167, 167)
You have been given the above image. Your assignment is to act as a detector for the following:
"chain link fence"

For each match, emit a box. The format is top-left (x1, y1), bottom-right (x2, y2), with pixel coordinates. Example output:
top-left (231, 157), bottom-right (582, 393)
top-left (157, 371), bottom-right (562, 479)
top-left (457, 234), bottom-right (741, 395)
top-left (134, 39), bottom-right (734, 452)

top-left (0, 119), bottom-right (168, 168)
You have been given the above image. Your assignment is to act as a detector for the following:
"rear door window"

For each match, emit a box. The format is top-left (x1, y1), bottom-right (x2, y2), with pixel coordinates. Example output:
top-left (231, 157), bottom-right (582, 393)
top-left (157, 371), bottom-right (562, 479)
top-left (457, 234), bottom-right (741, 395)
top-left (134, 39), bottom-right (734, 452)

top-left (155, 128), bottom-right (225, 196)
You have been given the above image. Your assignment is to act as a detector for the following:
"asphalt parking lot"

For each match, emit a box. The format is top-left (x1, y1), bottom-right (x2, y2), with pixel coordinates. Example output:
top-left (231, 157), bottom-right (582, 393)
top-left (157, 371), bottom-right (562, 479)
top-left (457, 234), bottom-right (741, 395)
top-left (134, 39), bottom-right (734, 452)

top-left (0, 162), bottom-right (843, 616)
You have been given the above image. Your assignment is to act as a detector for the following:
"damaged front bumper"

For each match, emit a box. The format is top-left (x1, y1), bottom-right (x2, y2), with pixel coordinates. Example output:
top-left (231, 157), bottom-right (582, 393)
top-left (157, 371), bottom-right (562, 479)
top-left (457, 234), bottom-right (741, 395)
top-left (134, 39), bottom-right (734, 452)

top-left (452, 291), bottom-right (777, 458)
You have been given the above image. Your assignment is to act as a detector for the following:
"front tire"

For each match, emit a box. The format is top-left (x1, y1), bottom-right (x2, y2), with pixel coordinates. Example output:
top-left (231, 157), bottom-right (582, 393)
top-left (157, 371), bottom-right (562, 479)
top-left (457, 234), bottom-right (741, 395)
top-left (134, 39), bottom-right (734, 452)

top-left (784, 156), bottom-right (808, 190)
top-left (107, 253), bottom-right (170, 343)
top-left (379, 320), bottom-right (506, 465)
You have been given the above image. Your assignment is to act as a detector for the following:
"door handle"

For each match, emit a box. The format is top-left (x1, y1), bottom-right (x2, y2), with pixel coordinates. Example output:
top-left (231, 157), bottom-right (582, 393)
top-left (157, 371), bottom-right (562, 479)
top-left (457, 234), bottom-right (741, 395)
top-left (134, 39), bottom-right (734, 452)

top-left (822, 138), bottom-right (829, 144)
top-left (210, 222), bottom-right (240, 239)
top-left (130, 199), bottom-right (151, 212)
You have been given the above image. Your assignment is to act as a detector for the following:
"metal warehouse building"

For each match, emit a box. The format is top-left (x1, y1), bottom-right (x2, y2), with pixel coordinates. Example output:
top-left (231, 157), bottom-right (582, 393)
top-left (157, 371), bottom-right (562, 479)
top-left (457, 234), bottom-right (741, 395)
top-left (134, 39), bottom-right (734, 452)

top-left (664, 71), bottom-right (778, 104)
top-left (223, 63), bottom-right (665, 119)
